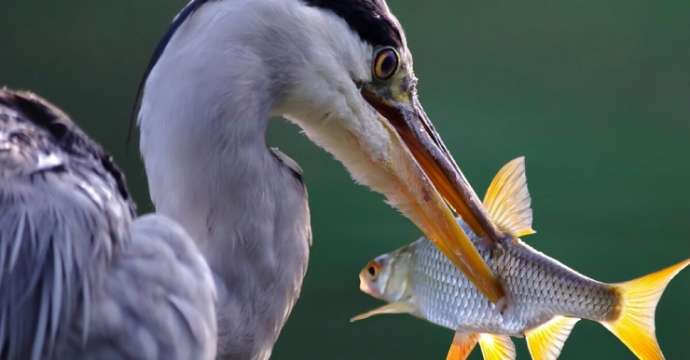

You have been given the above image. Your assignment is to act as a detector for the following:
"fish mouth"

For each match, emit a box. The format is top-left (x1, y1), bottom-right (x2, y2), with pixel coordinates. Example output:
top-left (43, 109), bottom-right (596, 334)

top-left (362, 87), bottom-right (505, 303)
top-left (358, 272), bottom-right (382, 299)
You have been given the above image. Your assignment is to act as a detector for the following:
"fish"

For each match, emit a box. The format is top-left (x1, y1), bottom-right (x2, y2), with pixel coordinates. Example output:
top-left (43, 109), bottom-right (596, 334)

top-left (352, 157), bottom-right (689, 360)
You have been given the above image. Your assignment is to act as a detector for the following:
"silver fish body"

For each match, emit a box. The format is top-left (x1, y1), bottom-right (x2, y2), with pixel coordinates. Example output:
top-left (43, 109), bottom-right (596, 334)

top-left (355, 157), bottom-right (688, 359)
top-left (404, 220), bottom-right (617, 336)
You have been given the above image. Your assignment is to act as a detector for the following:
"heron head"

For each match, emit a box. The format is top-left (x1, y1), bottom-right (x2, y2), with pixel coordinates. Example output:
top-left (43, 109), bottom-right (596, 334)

top-left (275, 0), bottom-right (504, 301)
top-left (137, 0), bottom-right (503, 302)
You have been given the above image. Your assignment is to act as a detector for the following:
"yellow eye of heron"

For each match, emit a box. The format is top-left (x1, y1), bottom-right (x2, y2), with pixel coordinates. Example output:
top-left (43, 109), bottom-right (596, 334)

top-left (373, 47), bottom-right (399, 80)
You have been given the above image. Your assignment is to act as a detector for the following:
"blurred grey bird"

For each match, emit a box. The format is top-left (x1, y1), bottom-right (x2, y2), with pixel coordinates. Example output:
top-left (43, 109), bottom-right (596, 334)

top-left (133, 0), bottom-right (520, 358)
top-left (0, 89), bottom-right (217, 360)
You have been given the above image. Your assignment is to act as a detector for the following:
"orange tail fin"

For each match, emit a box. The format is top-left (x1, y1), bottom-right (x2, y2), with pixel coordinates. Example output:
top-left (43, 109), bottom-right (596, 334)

top-left (602, 259), bottom-right (690, 360)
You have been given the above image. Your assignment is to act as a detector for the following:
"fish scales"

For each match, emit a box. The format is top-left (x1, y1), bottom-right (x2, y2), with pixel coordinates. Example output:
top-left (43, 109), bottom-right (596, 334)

top-left (407, 221), bottom-right (618, 336)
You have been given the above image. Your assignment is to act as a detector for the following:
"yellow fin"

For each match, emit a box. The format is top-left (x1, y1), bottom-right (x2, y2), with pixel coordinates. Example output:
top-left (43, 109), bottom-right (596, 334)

top-left (446, 331), bottom-right (479, 360)
top-left (526, 316), bottom-right (580, 360)
top-left (602, 258), bottom-right (690, 360)
top-left (483, 157), bottom-right (535, 238)
top-left (349, 302), bottom-right (414, 322)
top-left (478, 334), bottom-right (515, 360)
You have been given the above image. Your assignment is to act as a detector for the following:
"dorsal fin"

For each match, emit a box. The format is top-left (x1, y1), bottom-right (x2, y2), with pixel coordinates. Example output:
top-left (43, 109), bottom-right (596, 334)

top-left (483, 157), bottom-right (535, 238)
top-left (526, 316), bottom-right (580, 360)
top-left (478, 334), bottom-right (516, 360)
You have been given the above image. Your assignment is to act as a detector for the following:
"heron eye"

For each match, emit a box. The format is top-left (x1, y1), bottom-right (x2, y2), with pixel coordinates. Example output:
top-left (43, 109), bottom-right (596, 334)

top-left (373, 48), bottom-right (399, 80)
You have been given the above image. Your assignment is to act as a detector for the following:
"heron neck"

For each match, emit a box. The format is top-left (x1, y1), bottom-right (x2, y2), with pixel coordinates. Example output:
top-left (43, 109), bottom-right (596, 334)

top-left (138, 51), bottom-right (311, 358)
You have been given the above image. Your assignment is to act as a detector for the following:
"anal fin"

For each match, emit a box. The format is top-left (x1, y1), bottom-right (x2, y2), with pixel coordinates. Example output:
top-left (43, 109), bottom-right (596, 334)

top-left (478, 334), bottom-right (515, 360)
top-left (446, 331), bottom-right (479, 360)
top-left (526, 316), bottom-right (580, 360)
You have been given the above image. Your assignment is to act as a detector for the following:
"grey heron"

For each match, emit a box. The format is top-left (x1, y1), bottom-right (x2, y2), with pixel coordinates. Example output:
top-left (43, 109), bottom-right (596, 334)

top-left (135, 0), bottom-right (510, 358)
top-left (0, 89), bottom-right (217, 360)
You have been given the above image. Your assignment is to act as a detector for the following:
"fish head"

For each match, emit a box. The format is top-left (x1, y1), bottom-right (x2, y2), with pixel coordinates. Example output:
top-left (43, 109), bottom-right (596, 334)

top-left (358, 248), bottom-right (413, 303)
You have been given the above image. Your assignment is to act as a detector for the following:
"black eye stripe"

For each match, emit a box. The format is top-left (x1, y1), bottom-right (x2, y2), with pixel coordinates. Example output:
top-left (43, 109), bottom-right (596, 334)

top-left (303, 0), bottom-right (403, 49)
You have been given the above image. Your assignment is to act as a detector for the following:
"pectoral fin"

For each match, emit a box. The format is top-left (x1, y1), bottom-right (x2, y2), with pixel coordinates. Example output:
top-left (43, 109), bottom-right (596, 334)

top-left (483, 157), bottom-right (535, 238)
top-left (526, 316), bottom-right (580, 360)
top-left (478, 334), bottom-right (516, 360)
top-left (349, 302), bottom-right (414, 322)
top-left (446, 331), bottom-right (479, 360)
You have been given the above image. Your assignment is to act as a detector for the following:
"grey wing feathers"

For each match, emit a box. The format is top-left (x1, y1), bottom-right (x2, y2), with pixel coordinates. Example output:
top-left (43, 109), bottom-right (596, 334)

top-left (0, 89), bottom-right (134, 360)
top-left (58, 215), bottom-right (217, 360)
top-left (0, 89), bottom-right (216, 359)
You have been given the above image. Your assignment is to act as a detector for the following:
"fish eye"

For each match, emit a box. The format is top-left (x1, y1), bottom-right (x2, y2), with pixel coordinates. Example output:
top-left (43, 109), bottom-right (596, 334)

top-left (366, 261), bottom-right (381, 278)
top-left (373, 47), bottom-right (399, 80)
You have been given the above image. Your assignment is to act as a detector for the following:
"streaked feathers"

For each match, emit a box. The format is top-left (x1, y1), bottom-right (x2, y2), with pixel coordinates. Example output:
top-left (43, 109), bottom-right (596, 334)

top-left (0, 89), bottom-right (217, 359)
top-left (57, 215), bottom-right (217, 359)
top-left (0, 89), bottom-right (132, 360)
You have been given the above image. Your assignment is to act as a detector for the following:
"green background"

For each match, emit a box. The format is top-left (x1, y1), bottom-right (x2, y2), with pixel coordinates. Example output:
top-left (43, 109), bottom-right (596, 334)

top-left (2, 1), bottom-right (689, 358)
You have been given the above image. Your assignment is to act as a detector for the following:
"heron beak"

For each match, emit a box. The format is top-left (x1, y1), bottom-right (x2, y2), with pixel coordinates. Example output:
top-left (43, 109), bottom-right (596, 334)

top-left (362, 88), bottom-right (505, 303)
